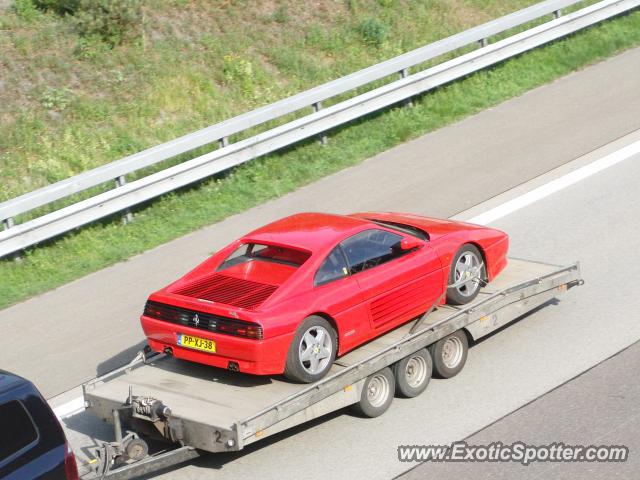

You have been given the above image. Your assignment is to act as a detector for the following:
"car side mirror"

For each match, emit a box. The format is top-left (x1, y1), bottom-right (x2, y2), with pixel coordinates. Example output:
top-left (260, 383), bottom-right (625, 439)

top-left (400, 238), bottom-right (422, 251)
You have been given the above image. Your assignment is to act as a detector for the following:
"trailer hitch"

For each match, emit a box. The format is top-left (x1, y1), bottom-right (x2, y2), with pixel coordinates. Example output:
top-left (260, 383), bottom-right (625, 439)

top-left (89, 388), bottom-right (178, 477)
top-left (88, 411), bottom-right (148, 478)
top-left (88, 403), bottom-right (196, 480)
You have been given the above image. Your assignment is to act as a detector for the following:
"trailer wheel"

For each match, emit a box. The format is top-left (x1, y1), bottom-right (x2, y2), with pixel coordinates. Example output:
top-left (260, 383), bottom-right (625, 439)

top-left (393, 348), bottom-right (432, 398)
top-left (429, 330), bottom-right (468, 379)
top-left (351, 367), bottom-right (395, 418)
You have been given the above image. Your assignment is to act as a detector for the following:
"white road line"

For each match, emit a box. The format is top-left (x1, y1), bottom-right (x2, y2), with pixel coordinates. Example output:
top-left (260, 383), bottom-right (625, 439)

top-left (467, 140), bottom-right (640, 225)
top-left (53, 395), bottom-right (85, 420)
top-left (51, 138), bottom-right (640, 422)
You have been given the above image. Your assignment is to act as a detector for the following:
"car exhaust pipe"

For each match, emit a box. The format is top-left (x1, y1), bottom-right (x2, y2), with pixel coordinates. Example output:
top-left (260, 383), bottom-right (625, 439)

top-left (228, 361), bottom-right (239, 372)
top-left (163, 346), bottom-right (173, 356)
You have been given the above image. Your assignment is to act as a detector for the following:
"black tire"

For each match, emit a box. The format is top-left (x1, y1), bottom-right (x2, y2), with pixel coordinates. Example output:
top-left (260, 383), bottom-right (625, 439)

top-left (393, 348), bottom-right (433, 398)
top-left (428, 330), bottom-right (468, 379)
top-left (351, 367), bottom-right (395, 418)
top-left (446, 244), bottom-right (486, 305)
top-left (284, 316), bottom-right (337, 383)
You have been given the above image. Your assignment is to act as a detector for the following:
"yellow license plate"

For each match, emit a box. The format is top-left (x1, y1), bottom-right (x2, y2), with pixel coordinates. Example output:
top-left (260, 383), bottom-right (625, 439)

top-left (178, 334), bottom-right (216, 353)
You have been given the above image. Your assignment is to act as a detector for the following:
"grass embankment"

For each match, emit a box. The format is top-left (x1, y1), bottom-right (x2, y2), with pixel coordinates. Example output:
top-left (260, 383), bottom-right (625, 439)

top-left (1, 1), bottom-right (640, 309)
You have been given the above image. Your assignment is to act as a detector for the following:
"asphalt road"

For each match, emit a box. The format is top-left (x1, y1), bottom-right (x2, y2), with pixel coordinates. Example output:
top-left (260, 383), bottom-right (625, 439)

top-left (398, 339), bottom-right (640, 480)
top-left (1, 47), bottom-right (639, 479)
top-left (1, 47), bottom-right (640, 399)
top-left (62, 133), bottom-right (640, 479)
top-left (120, 140), bottom-right (635, 480)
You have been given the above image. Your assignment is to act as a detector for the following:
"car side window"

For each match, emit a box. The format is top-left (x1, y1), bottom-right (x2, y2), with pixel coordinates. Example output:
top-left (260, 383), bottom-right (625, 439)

top-left (340, 229), bottom-right (404, 274)
top-left (315, 247), bottom-right (349, 287)
top-left (0, 400), bottom-right (38, 463)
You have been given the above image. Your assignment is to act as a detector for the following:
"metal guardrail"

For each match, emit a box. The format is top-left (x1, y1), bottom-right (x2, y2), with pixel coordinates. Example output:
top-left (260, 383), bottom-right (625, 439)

top-left (0, 0), bottom-right (637, 258)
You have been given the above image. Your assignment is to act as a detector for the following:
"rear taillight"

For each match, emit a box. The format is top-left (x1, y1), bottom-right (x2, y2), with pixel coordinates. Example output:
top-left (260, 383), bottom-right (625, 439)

top-left (215, 322), bottom-right (263, 339)
top-left (64, 443), bottom-right (79, 480)
top-left (144, 303), bottom-right (165, 319)
top-left (144, 301), bottom-right (263, 339)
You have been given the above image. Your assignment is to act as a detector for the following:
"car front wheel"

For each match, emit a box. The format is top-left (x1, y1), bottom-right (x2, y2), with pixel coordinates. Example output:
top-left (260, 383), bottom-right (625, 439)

top-left (284, 316), bottom-right (337, 383)
top-left (446, 244), bottom-right (485, 305)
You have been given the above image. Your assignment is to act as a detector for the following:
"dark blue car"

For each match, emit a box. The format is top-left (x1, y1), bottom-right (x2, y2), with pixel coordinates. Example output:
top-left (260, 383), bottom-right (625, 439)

top-left (0, 370), bottom-right (79, 480)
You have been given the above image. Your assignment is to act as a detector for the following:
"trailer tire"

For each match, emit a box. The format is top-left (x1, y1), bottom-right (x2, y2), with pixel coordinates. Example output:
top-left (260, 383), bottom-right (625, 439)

top-left (393, 348), bottom-right (432, 398)
top-left (351, 367), bottom-right (395, 418)
top-left (284, 316), bottom-right (337, 383)
top-left (429, 330), bottom-right (468, 379)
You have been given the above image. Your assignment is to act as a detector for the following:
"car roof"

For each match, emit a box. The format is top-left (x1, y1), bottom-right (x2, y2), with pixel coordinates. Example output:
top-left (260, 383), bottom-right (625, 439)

top-left (243, 212), bottom-right (372, 253)
top-left (0, 370), bottom-right (30, 395)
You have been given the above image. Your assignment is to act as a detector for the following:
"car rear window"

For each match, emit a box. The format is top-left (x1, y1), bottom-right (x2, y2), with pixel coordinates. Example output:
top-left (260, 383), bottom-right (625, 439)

top-left (218, 243), bottom-right (311, 270)
top-left (366, 218), bottom-right (429, 241)
top-left (0, 400), bottom-right (38, 463)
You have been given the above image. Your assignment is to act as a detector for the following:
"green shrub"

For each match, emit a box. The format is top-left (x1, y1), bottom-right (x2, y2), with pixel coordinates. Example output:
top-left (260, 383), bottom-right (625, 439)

top-left (13, 0), bottom-right (40, 22)
top-left (74, 0), bottom-right (142, 47)
top-left (31, 0), bottom-right (142, 47)
top-left (40, 86), bottom-right (73, 111)
top-left (358, 17), bottom-right (389, 47)
top-left (272, 5), bottom-right (289, 24)
top-left (74, 34), bottom-right (112, 59)
top-left (222, 53), bottom-right (255, 96)
top-left (32, 0), bottom-right (79, 15)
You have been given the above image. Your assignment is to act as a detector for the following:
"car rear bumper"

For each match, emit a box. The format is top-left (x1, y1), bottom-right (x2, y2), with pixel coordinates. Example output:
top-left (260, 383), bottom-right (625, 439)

top-left (141, 316), bottom-right (293, 375)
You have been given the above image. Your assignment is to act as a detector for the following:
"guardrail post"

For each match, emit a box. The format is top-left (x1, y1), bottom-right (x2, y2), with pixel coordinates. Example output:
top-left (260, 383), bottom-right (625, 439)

top-left (553, 9), bottom-right (562, 19)
top-left (2, 217), bottom-right (14, 231)
top-left (312, 102), bottom-right (327, 145)
top-left (115, 176), bottom-right (133, 224)
top-left (479, 38), bottom-right (488, 47)
top-left (2, 217), bottom-right (23, 262)
top-left (399, 69), bottom-right (413, 107)
top-left (219, 137), bottom-right (229, 148)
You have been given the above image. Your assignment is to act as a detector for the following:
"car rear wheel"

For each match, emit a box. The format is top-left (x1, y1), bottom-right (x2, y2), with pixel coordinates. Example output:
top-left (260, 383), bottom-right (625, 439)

top-left (446, 244), bottom-right (485, 305)
top-left (351, 367), bottom-right (395, 417)
top-left (393, 348), bottom-right (432, 398)
top-left (284, 316), bottom-right (337, 383)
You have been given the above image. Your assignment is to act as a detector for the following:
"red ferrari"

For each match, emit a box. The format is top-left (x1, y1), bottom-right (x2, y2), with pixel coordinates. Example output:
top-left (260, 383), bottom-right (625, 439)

top-left (141, 212), bottom-right (508, 382)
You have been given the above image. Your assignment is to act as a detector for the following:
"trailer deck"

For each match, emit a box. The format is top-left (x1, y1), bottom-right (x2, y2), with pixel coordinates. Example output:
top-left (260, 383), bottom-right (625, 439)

top-left (83, 258), bottom-right (582, 479)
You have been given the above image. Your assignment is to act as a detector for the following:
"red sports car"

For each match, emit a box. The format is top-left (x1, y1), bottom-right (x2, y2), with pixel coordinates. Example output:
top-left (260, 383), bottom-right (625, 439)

top-left (141, 212), bottom-right (508, 382)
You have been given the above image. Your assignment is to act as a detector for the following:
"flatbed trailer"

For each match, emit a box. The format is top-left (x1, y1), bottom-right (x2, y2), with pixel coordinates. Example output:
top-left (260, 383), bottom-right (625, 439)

top-left (82, 258), bottom-right (582, 479)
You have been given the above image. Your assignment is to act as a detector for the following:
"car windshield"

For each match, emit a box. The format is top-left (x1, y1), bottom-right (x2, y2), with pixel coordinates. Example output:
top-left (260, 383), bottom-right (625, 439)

top-left (218, 243), bottom-right (310, 270)
top-left (366, 219), bottom-right (429, 241)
